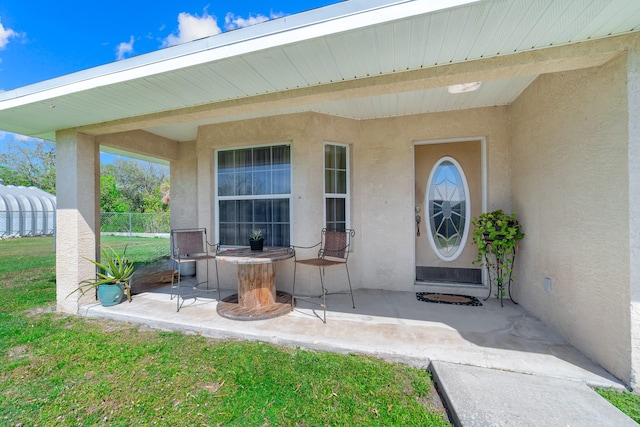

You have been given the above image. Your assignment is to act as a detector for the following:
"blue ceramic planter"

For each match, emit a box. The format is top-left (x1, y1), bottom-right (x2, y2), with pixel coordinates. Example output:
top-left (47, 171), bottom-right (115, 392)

top-left (97, 283), bottom-right (125, 306)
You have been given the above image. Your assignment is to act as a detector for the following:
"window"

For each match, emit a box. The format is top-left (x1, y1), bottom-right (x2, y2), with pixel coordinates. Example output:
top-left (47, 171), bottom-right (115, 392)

top-left (426, 156), bottom-right (470, 261)
top-left (324, 143), bottom-right (349, 232)
top-left (217, 145), bottom-right (291, 247)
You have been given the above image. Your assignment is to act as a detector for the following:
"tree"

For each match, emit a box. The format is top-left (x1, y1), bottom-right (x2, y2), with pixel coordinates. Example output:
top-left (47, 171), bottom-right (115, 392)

top-left (0, 137), bottom-right (170, 213)
top-left (99, 175), bottom-right (131, 213)
top-left (0, 139), bottom-right (56, 194)
top-left (101, 159), bottom-right (169, 213)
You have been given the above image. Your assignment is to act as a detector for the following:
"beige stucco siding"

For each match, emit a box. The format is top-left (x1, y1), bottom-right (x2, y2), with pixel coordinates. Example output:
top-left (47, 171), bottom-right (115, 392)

top-left (510, 55), bottom-right (631, 381)
top-left (628, 42), bottom-right (640, 392)
top-left (55, 131), bottom-right (100, 312)
top-left (192, 114), bottom-right (360, 293)
top-left (358, 109), bottom-right (511, 290)
top-left (184, 107), bottom-right (510, 294)
top-left (170, 140), bottom-right (198, 230)
top-left (97, 130), bottom-right (179, 163)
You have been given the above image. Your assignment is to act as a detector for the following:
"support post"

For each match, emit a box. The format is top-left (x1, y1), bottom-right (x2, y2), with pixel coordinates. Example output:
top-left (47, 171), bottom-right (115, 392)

top-left (55, 131), bottom-right (100, 313)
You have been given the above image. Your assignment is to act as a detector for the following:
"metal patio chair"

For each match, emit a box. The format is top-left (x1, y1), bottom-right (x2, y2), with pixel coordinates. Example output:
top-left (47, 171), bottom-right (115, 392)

top-left (291, 228), bottom-right (355, 323)
top-left (170, 228), bottom-right (220, 312)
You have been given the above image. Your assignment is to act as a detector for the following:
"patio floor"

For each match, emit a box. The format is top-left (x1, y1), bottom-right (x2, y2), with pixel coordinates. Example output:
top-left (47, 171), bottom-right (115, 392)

top-left (77, 273), bottom-right (625, 390)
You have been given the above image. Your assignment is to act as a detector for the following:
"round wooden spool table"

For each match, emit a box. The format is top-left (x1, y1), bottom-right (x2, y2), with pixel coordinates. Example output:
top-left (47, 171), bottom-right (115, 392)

top-left (216, 247), bottom-right (294, 320)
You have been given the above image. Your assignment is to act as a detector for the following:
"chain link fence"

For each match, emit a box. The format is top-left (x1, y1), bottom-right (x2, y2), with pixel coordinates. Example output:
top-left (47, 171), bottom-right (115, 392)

top-left (1, 211), bottom-right (171, 266)
top-left (1, 211), bottom-right (171, 239)
top-left (100, 212), bottom-right (170, 237)
top-left (100, 212), bottom-right (171, 262)
top-left (2, 211), bottom-right (171, 258)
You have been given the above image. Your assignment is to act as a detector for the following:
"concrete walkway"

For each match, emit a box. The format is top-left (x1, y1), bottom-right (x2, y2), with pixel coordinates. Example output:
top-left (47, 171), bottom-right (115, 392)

top-left (79, 286), bottom-right (637, 426)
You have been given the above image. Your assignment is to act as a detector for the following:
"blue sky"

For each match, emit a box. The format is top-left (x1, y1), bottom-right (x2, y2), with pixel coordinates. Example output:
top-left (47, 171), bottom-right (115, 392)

top-left (0, 0), bottom-right (340, 159)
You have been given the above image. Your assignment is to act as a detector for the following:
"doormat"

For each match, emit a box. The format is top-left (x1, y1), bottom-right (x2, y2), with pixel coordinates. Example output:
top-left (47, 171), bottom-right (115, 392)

top-left (416, 292), bottom-right (482, 306)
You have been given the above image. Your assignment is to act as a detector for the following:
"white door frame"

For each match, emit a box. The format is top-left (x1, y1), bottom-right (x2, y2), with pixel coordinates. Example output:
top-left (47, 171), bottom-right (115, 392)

top-left (413, 136), bottom-right (487, 286)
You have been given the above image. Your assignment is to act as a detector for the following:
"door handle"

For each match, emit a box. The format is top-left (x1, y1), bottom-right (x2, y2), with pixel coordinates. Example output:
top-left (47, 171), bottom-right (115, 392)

top-left (415, 206), bottom-right (421, 237)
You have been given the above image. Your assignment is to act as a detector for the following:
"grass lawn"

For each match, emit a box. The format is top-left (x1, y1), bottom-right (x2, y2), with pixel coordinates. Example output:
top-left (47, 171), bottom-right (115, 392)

top-left (0, 236), bottom-right (451, 426)
top-left (596, 388), bottom-right (640, 423)
top-left (99, 234), bottom-right (171, 263)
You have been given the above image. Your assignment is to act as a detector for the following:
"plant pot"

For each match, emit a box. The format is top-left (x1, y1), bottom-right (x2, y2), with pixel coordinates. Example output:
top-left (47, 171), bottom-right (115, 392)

top-left (179, 261), bottom-right (196, 277)
top-left (97, 283), bottom-right (126, 306)
top-left (482, 232), bottom-right (505, 241)
top-left (249, 238), bottom-right (264, 251)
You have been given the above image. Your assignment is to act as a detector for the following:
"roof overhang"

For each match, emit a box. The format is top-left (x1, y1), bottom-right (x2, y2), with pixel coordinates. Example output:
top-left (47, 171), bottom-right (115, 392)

top-left (0, 0), bottom-right (639, 142)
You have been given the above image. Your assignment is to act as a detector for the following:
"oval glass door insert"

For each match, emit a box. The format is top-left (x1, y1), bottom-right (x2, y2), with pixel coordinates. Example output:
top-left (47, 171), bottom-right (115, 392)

top-left (426, 156), bottom-right (470, 261)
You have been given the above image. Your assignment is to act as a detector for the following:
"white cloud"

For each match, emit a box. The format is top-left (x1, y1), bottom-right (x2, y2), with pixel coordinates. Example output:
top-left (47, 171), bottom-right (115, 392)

top-left (162, 11), bottom-right (222, 47)
top-left (0, 20), bottom-right (18, 50)
top-left (116, 36), bottom-right (135, 60)
top-left (224, 11), bottom-right (284, 31)
top-left (0, 131), bottom-right (30, 143)
top-left (13, 133), bottom-right (30, 141)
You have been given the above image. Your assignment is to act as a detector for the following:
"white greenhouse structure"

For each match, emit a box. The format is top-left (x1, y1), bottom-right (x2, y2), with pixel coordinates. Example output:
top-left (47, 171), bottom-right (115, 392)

top-left (0, 182), bottom-right (56, 238)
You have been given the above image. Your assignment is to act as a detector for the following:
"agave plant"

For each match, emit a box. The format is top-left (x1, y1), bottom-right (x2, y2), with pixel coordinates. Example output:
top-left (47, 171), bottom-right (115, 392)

top-left (69, 246), bottom-right (135, 302)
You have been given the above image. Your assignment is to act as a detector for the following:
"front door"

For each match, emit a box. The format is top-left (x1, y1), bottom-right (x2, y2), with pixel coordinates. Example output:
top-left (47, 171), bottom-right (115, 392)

top-left (414, 140), bottom-right (483, 285)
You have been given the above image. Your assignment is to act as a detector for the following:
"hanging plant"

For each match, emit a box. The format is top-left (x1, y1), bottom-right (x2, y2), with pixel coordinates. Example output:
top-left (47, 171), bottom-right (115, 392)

top-left (472, 210), bottom-right (524, 306)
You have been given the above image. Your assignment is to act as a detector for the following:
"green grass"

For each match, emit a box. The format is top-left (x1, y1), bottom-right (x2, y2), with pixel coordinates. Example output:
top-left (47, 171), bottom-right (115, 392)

top-left (596, 388), bottom-right (640, 423)
top-left (0, 236), bottom-right (450, 426)
top-left (99, 234), bottom-right (171, 264)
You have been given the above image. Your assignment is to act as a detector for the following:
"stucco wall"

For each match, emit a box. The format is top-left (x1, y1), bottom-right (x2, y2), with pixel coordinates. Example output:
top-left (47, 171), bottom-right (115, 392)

top-left (628, 43), bottom-right (640, 392)
top-left (191, 107), bottom-right (510, 294)
top-left (170, 140), bottom-right (198, 230)
top-left (97, 130), bottom-right (178, 163)
top-left (358, 109), bottom-right (511, 291)
top-left (510, 55), bottom-right (631, 382)
top-left (195, 113), bottom-right (361, 294)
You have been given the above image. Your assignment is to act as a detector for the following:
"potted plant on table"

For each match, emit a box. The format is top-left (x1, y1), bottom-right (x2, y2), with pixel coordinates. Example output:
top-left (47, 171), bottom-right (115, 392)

top-left (472, 210), bottom-right (524, 306)
top-left (68, 246), bottom-right (135, 306)
top-left (249, 230), bottom-right (265, 251)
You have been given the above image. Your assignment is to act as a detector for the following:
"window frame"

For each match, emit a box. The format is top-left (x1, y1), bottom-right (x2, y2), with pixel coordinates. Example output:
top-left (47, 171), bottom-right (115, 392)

top-left (323, 142), bottom-right (351, 232)
top-left (214, 143), bottom-right (293, 248)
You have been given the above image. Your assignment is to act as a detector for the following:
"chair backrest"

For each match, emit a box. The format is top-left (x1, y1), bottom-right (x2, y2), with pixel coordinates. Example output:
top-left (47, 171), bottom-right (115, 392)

top-left (171, 228), bottom-right (208, 257)
top-left (321, 228), bottom-right (355, 261)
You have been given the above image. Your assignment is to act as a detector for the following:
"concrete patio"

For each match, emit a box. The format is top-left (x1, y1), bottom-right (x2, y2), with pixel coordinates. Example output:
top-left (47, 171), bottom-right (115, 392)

top-left (78, 274), bottom-right (625, 388)
top-left (77, 274), bottom-right (638, 426)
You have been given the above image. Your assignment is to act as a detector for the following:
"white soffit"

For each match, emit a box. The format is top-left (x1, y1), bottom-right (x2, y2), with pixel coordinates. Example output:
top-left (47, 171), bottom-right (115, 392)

top-left (145, 75), bottom-right (538, 140)
top-left (312, 75), bottom-right (539, 119)
top-left (0, 0), bottom-right (639, 142)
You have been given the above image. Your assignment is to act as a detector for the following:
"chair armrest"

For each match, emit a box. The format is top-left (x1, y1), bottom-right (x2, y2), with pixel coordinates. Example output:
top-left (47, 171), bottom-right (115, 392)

top-left (290, 242), bottom-right (322, 259)
top-left (290, 241), bottom-right (322, 250)
top-left (207, 241), bottom-right (221, 253)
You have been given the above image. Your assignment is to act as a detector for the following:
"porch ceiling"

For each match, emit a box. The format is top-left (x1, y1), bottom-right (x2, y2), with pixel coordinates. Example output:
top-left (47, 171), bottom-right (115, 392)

top-left (0, 0), bottom-right (639, 142)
